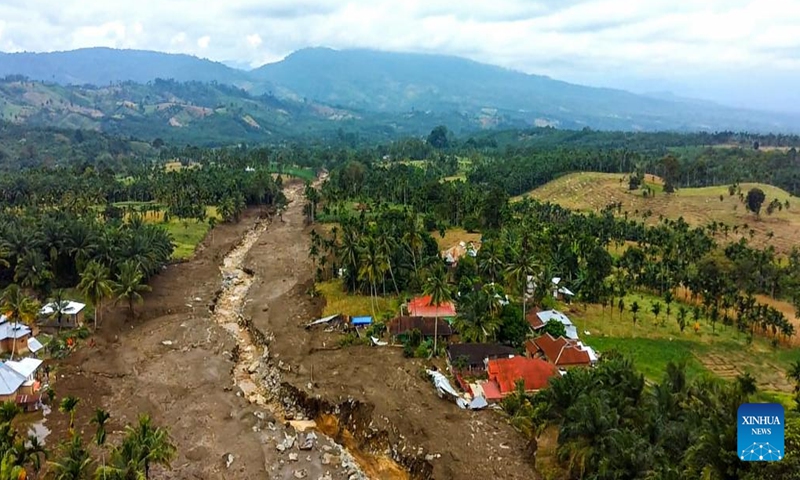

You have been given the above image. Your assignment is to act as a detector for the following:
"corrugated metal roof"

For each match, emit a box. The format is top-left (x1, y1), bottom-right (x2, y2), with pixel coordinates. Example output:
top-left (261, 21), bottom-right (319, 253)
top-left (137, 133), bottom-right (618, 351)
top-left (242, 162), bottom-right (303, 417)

top-left (6, 358), bottom-right (43, 379)
top-left (27, 337), bottom-right (44, 353)
top-left (0, 364), bottom-right (25, 395)
top-left (40, 301), bottom-right (86, 316)
top-left (0, 322), bottom-right (31, 341)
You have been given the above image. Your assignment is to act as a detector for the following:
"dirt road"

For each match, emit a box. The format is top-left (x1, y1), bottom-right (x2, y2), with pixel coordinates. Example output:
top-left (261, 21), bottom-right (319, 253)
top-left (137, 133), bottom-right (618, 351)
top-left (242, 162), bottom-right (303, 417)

top-left (244, 185), bottom-right (539, 479)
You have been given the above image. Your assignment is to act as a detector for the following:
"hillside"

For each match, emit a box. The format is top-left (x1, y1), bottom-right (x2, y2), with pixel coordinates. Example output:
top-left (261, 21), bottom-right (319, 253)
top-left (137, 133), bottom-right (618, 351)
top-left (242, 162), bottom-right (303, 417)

top-left (0, 78), bottom-right (363, 145)
top-left (251, 48), bottom-right (800, 132)
top-left (520, 172), bottom-right (800, 253)
top-left (3, 47), bottom-right (800, 133)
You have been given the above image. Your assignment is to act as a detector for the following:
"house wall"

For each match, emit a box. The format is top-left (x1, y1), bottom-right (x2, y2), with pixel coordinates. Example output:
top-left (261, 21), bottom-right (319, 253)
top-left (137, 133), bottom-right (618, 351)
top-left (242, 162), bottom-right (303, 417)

top-left (0, 336), bottom-right (29, 354)
top-left (18, 383), bottom-right (37, 396)
top-left (0, 393), bottom-right (14, 403)
top-left (74, 311), bottom-right (85, 327)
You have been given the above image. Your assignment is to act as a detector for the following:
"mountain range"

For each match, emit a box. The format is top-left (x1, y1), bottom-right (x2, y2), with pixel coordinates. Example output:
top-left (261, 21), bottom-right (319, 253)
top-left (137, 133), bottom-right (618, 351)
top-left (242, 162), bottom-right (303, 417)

top-left (1, 47), bottom-right (799, 140)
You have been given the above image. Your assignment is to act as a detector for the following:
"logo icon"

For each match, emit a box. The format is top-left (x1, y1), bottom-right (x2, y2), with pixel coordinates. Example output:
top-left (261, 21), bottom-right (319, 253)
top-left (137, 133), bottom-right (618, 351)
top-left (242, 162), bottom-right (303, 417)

top-left (738, 403), bottom-right (784, 461)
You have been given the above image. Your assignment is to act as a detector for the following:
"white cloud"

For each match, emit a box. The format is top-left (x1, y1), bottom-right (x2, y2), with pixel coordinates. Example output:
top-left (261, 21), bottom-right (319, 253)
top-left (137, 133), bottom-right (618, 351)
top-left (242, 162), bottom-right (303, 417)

top-left (246, 34), bottom-right (262, 48)
top-left (0, 0), bottom-right (799, 110)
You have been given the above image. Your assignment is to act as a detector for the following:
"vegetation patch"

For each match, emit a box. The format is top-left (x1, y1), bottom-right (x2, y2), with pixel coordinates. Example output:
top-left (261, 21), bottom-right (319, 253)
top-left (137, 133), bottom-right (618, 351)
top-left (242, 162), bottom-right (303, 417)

top-left (316, 279), bottom-right (400, 319)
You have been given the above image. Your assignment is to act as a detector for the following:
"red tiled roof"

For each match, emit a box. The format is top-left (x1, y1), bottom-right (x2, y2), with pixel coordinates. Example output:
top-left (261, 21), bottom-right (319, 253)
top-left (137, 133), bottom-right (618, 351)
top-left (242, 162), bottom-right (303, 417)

top-left (408, 296), bottom-right (456, 318)
top-left (487, 357), bottom-right (558, 394)
top-left (481, 380), bottom-right (503, 402)
top-left (526, 309), bottom-right (544, 329)
top-left (529, 334), bottom-right (592, 367)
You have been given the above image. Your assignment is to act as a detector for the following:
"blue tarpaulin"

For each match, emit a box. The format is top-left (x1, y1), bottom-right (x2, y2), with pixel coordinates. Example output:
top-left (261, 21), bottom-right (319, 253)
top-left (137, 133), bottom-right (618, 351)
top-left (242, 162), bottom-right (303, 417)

top-left (351, 316), bottom-right (373, 326)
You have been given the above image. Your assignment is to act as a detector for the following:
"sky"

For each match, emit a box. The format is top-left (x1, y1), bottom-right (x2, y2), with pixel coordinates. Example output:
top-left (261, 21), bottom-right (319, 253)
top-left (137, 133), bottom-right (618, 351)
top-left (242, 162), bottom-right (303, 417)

top-left (1, 0), bottom-right (799, 112)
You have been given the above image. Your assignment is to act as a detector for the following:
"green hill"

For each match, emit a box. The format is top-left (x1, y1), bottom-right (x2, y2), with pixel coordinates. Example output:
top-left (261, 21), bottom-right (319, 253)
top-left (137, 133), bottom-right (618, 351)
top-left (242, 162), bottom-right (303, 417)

top-left (520, 172), bottom-right (800, 254)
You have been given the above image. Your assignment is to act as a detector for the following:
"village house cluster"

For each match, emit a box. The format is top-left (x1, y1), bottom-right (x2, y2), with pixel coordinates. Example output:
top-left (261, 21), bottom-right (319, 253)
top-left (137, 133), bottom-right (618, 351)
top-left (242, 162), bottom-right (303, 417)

top-left (0, 299), bottom-right (85, 411)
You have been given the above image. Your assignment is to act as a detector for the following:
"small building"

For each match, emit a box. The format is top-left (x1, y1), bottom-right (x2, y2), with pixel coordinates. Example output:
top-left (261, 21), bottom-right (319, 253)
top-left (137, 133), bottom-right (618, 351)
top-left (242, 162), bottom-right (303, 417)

top-left (526, 309), bottom-right (578, 340)
top-left (442, 241), bottom-right (480, 266)
top-left (0, 358), bottom-right (44, 409)
top-left (407, 296), bottom-right (456, 318)
top-left (483, 357), bottom-right (558, 401)
top-left (388, 316), bottom-right (453, 342)
top-left (551, 277), bottom-right (575, 301)
top-left (39, 301), bottom-right (86, 329)
top-left (525, 334), bottom-right (597, 369)
top-left (351, 316), bottom-right (373, 328)
top-left (446, 343), bottom-right (516, 375)
top-left (0, 316), bottom-right (37, 355)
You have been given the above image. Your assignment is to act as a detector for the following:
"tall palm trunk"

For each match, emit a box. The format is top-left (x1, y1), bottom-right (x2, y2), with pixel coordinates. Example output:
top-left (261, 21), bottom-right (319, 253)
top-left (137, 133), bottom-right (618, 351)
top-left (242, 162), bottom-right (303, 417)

top-left (387, 261), bottom-right (400, 296)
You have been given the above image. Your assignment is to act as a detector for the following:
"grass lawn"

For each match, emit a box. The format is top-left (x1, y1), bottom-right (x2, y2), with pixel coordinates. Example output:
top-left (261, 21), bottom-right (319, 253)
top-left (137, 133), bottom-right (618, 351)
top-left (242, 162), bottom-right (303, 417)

top-left (567, 291), bottom-right (800, 393)
top-left (316, 279), bottom-right (400, 321)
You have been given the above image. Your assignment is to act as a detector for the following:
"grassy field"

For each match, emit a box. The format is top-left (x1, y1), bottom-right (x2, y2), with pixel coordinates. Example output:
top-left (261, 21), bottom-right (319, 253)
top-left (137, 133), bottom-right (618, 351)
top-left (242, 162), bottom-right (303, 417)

top-left (113, 202), bottom-right (219, 260)
top-left (565, 292), bottom-right (800, 393)
top-left (317, 279), bottom-right (401, 321)
top-left (516, 172), bottom-right (799, 254)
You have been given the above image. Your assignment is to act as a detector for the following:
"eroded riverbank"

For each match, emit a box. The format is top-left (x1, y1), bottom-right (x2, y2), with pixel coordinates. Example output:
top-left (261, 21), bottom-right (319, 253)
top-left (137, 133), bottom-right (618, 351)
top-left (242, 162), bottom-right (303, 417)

top-left (210, 184), bottom-right (413, 480)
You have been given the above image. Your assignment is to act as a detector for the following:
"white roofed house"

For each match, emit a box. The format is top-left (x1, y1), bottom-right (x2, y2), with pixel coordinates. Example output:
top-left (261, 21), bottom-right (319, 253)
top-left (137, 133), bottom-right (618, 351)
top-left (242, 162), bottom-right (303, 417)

top-left (39, 300), bottom-right (86, 330)
top-left (0, 315), bottom-right (42, 356)
top-left (551, 277), bottom-right (575, 302)
top-left (0, 358), bottom-right (44, 410)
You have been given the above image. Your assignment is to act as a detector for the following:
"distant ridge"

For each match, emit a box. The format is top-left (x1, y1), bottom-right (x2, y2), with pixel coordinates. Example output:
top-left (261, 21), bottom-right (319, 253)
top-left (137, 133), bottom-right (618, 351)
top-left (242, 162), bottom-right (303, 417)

top-left (1, 46), bottom-right (799, 133)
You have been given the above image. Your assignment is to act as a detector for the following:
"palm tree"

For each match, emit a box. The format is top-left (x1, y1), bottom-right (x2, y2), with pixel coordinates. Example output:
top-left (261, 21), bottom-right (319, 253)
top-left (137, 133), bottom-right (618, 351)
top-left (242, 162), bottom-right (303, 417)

top-left (50, 434), bottom-right (92, 480)
top-left (357, 235), bottom-right (387, 320)
top-left (651, 301), bottom-right (662, 326)
top-left (505, 249), bottom-right (539, 326)
top-left (110, 414), bottom-right (175, 480)
top-left (77, 261), bottom-right (114, 330)
top-left (59, 396), bottom-right (80, 432)
top-left (92, 409), bottom-right (111, 447)
top-left (0, 402), bottom-right (20, 423)
top-left (47, 289), bottom-right (71, 333)
top-left (424, 265), bottom-right (452, 357)
top-left (13, 249), bottom-right (53, 296)
top-left (677, 306), bottom-right (688, 332)
top-left (92, 409), bottom-right (111, 479)
top-left (630, 301), bottom-right (640, 327)
top-left (25, 434), bottom-right (47, 478)
top-left (113, 261), bottom-right (151, 319)
top-left (0, 284), bottom-right (39, 360)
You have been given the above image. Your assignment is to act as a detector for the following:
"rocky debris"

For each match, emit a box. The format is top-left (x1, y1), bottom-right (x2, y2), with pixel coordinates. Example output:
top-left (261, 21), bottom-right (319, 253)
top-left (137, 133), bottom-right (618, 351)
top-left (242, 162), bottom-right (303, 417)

top-left (293, 469), bottom-right (308, 479)
top-left (224, 453), bottom-right (234, 468)
top-left (161, 340), bottom-right (173, 346)
top-left (321, 453), bottom-right (339, 466)
top-left (300, 432), bottom-right (317, 450)
top-left (288, 453), bottom-right (299, 462)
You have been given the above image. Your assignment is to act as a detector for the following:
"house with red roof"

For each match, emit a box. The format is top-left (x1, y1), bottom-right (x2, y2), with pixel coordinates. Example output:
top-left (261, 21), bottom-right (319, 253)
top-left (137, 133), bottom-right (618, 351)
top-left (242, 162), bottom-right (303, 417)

top-left (482, 357), bottom-right (558, 401)
top-left (407, 295), bottom-right (456, 318)
top-left (525, 334), bottom-right (597, 369)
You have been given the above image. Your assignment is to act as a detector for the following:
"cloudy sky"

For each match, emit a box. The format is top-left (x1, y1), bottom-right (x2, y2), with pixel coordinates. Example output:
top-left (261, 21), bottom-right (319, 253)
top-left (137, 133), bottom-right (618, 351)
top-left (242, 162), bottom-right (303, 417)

top-left (1, 0), bottom-right (799, 112)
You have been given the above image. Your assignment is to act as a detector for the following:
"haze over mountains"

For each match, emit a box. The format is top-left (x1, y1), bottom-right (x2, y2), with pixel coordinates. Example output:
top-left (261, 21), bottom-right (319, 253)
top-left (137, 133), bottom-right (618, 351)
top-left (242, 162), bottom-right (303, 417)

top-left (1, 46), bottom-right (799, 140)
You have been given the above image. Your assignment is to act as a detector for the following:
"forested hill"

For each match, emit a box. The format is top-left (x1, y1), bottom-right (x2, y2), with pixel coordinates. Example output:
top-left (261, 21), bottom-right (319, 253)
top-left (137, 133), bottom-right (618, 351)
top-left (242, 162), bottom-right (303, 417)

top-left (0, 77), bottom-right (508, 145)
top-left (3, 47), bottom-right (800, 133)
top-left (0, 48), bottom-right (248, 86)
top-left (249, 48), bottom-right (800, 133)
